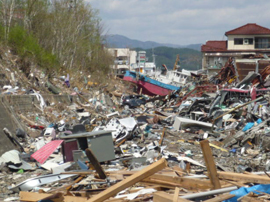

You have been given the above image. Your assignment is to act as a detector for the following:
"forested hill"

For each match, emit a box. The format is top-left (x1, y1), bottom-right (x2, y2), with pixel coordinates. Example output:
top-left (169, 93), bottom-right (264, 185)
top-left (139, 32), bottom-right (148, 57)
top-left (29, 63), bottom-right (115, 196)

top-left (134, 47), bottom-right (202, 70)
top-left (105, 34), bottom-right (202, 51)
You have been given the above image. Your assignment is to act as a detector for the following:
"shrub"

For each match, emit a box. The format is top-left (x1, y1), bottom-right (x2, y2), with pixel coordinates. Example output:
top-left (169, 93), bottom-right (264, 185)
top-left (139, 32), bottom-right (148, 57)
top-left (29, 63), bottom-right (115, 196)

top-left (7, 25), bottom-right (59, 70)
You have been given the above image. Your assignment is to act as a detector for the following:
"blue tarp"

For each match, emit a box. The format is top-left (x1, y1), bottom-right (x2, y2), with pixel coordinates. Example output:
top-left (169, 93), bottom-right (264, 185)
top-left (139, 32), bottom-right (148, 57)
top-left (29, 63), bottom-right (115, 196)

top-left (242, 118), bottom-right (262, 132)
top-left (224, 184), bottom-right (270, 202)
top-left (242, 122), bottom-right (254, 132)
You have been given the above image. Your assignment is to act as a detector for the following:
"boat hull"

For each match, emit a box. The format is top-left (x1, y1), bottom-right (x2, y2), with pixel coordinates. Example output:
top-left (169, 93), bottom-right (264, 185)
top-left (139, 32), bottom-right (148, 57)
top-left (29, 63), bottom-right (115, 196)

top-left (123, 71), bottom-right (180, 96)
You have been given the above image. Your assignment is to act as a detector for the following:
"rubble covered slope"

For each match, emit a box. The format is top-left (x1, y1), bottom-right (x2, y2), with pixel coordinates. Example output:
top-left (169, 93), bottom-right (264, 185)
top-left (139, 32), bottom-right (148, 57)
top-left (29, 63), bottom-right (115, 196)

top-left (1, 51), bottom-right (270, 201)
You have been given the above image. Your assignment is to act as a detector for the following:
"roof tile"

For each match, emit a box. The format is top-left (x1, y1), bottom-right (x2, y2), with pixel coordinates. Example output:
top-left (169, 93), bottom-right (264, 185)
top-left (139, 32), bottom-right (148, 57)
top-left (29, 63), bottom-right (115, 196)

top-left (225, 23), bottom-right (270, 36)
top-left (201, 41), bottom-right (227, 52)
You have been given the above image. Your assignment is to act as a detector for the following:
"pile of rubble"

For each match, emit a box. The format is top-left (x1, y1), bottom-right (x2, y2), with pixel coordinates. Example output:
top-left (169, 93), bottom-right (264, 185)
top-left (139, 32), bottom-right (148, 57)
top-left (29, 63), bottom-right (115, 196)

top-left (2, 53), bottom-right (270, 201)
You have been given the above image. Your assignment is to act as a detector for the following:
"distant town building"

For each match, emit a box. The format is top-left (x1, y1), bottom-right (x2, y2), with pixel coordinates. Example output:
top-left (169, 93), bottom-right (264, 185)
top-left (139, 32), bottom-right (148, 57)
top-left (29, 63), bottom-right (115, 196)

top-left (107, 48), bottom-right (157, 77)
top-left (107, 48), bottom-right (137, 70)
top-left (201, 23), bottom-right (270, 78)
top-left (132, 51), bottom-right (156, 76)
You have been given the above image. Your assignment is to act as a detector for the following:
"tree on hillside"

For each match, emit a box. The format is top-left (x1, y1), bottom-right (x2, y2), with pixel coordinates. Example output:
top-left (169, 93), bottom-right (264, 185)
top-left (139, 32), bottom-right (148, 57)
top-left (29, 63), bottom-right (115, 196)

top-left (0, 0), bottom-right (113, 75)
top-left (0, 0), bottom-right (16, 40)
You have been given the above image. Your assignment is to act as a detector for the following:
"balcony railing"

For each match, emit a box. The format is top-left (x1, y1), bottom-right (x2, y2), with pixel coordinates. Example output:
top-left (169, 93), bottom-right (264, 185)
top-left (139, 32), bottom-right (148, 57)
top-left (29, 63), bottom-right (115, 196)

top-left (114, 60), bottom-right (129, 65)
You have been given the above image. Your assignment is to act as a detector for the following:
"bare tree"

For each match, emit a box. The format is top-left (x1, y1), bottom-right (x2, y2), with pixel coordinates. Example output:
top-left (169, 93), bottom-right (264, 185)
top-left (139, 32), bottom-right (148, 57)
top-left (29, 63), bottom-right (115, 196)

top-left (0, 0), bottom-right (16, 40)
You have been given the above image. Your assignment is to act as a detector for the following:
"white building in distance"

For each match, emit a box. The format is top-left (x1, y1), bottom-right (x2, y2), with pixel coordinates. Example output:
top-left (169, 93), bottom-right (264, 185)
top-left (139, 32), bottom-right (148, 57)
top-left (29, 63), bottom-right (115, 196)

top-left (107, 48), bottom-right (137, 70)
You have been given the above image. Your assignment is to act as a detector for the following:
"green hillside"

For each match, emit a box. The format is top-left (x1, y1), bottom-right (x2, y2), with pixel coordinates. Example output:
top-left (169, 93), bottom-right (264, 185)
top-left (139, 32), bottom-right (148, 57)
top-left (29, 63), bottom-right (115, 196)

top-left (135, 46), bottom-right (202, 70)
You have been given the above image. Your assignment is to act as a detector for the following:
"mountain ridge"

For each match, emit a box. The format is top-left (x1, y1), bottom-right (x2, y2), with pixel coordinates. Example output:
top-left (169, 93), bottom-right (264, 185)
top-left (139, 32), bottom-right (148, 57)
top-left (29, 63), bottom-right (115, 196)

top-left (105, 34), bottom-right (202, 51)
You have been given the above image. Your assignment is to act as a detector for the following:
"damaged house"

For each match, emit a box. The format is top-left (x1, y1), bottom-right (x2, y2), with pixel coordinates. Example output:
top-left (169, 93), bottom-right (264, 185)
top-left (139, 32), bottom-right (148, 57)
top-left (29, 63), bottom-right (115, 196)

top-left (202, 23), bottom-right (270, 79)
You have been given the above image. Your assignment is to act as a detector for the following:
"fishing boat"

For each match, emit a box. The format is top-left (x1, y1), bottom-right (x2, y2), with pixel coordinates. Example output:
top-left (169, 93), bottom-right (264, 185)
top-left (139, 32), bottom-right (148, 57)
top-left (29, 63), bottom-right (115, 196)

top-left (123, 70), bottom-right (181, 96)
top-left (154, 67), bottom-right (192, 87)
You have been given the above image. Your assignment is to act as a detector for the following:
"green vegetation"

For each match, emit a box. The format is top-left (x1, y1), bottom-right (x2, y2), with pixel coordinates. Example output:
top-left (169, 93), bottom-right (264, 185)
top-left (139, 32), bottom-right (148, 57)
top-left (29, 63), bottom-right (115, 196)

top-left (7, 26), bottom-right (58, 70)
top-left (0, 0), bottom-right (113, 76)
top-left (135, 46), bottom-right (202, 70)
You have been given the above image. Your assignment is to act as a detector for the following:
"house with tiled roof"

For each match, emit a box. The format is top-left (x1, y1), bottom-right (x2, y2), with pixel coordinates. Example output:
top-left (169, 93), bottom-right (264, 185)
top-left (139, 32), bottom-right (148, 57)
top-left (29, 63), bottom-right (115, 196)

top-left (201, 23), bottom-right (270, 77)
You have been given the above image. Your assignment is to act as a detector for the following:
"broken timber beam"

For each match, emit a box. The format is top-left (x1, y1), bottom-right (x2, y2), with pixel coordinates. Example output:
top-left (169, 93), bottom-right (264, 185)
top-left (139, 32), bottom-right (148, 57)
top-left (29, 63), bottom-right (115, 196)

top-left (200, 140), bottom-right (221, 189)
top-left (20, 191), bottom-right (88, 202)
top-left (173, 187), bottom-right (180, 202)
top-left (85, 148), bottom-right (107, 179)
top-left (212, 96), bottom-right (264, 124)
top-left (19, 114), bottom-right (37, 126)
top-left (20, 191), bottom-right (60, 202)
top-left (143, 174), bottom-right (213, 190)
top-left (217, 171), bottom-right (270, 184)
top-left (87, 158), bottom-right (167, 202)
top-left (159, 127), bottom-right (166, 146)
top-left (153, 191), bottom-right (191, 202)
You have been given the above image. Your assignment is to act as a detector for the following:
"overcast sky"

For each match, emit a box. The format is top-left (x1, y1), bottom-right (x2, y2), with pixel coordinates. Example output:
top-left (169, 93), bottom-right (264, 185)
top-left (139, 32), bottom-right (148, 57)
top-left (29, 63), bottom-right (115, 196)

top-left (86, 0), bottom-right (270, 46)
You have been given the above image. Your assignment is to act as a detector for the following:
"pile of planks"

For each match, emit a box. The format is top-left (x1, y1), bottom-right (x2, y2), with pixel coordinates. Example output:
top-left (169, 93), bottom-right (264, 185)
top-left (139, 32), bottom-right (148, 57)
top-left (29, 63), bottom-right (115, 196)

top-left (19, 141), bottom-right (270, 202)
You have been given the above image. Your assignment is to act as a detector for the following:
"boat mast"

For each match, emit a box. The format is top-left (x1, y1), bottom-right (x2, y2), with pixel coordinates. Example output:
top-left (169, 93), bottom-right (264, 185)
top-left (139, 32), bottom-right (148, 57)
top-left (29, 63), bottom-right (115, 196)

top-left (173, 54), bottom-right (180, 71)
top-left (152, 48), bottom-right (156, 66)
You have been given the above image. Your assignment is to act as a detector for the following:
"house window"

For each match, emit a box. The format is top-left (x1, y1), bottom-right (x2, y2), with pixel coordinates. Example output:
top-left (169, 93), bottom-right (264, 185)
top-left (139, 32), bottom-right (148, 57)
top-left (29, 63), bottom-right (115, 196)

top-left (243, 38), bottom-right (253, 45)
top-left (234, 38), bottom-right (243, 45)
top-left (255, 37), bottom-right (270, 48)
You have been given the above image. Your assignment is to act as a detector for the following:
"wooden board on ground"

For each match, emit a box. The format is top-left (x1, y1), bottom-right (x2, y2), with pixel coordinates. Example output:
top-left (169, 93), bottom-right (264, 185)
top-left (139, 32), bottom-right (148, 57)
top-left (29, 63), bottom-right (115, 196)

top-left (144, 174), bottom-right (213, 190)
top-left (86, 158), bottom-right (167, 202)
top-left (200, 140), bottom-right (221, 189)
top-left (153, 191), bottom-right (191, 202)
top-left (217, 171), bottom-right (270, 184)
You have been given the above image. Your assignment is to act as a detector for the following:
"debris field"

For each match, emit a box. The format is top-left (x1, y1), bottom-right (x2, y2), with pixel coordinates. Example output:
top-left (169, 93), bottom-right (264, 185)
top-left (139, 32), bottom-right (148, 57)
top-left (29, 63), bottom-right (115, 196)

top-left (1, 54), bottom-right (270, 202)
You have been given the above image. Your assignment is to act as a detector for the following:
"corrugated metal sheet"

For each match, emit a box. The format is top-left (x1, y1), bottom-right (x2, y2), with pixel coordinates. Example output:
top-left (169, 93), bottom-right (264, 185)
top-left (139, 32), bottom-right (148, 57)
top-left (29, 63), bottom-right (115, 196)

top-left (31, 140), bottom-right (63, 164)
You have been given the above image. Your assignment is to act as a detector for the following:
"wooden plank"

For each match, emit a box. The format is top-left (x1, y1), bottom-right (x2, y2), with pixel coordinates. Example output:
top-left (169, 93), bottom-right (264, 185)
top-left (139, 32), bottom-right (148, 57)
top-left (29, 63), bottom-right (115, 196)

top-left (87, 158), bottom-right (167, 202)
top-left (144, 174), bottom-right (212, 190)
top-left (108, 168), bottom-right (176, 176)
top-left (153, 191), bottom-right (173, 202)
top-left (20, 192), bottom-right (87, 202)
top-left (212, 96), bottom-right (264, 123)
top-left (115, 138), bottom-right (126, 148)
top-left (173, 187), bottom-right (180, 202)
top-left (220, 179), bottom-right (246, 187)
top-left (153, 191), bottom-right (191, 202)
top-left (240, 195), bottom-right (265, 202)
top-left (200, 140), bottom-right (221, 189)
top-left (203, 193), bottom-right (235, 202)
top-left (19, 114), bottom-right (37, 126)
top-left (20, 192), bottom-right (56, 202)
top-left (85, 148), bottom-right (107, 179)
top-left (217, 171), bottom-right (270, 184)
top-left (139, 181), bottom-right (176, 189)
top-left (172, 166), bottom-right (184, 177)
top-left (63, 196), bottom-right (88, 202)
top-left (185, 162), bottom-right (190, 174)
top-left (159, 127), bottom-right (166, 146)
top-left (66, 175), bottom-right (85, 191)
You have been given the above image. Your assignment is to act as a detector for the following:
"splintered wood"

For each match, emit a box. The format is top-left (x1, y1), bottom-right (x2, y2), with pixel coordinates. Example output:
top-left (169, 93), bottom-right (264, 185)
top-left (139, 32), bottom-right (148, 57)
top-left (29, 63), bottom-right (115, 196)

top-left (87, 158), bottom-right (167, 202)
top-left (19, 144), bottom-right (270, 202)
top-left (200, 140), bottom-right (221, 189)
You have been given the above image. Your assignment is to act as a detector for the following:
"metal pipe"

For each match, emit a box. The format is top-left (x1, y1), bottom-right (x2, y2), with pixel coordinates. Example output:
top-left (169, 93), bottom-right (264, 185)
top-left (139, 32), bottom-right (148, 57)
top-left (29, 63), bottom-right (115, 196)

top-left (183, 175), bottom-right (207, 179)
top-left (180, 186), bottom-right (238, 199)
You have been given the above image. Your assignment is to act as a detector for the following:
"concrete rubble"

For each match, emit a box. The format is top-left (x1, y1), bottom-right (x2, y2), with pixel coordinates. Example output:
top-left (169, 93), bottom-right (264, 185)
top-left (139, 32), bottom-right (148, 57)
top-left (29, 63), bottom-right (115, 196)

top-left (1, 55), bottom-right (270, 201)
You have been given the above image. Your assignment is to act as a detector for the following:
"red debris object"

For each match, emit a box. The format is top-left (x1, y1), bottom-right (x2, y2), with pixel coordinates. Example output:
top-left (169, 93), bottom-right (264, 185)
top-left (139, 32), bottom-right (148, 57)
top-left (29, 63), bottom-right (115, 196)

top-left (31, 140), bottom-right (63, 164)
top-left (28, 124), bottom-right (45, 130)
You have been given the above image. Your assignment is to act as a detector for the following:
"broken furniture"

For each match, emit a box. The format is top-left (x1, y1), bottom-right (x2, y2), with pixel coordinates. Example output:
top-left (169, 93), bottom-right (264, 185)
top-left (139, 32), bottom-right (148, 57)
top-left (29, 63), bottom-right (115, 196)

top-left (59, 130), bottom-right (115, 163)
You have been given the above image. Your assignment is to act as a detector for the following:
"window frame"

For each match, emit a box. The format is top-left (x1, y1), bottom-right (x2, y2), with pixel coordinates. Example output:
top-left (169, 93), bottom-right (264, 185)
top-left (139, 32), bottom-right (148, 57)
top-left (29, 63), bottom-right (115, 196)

top-left (234, 38), bottom-right (243, 45)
